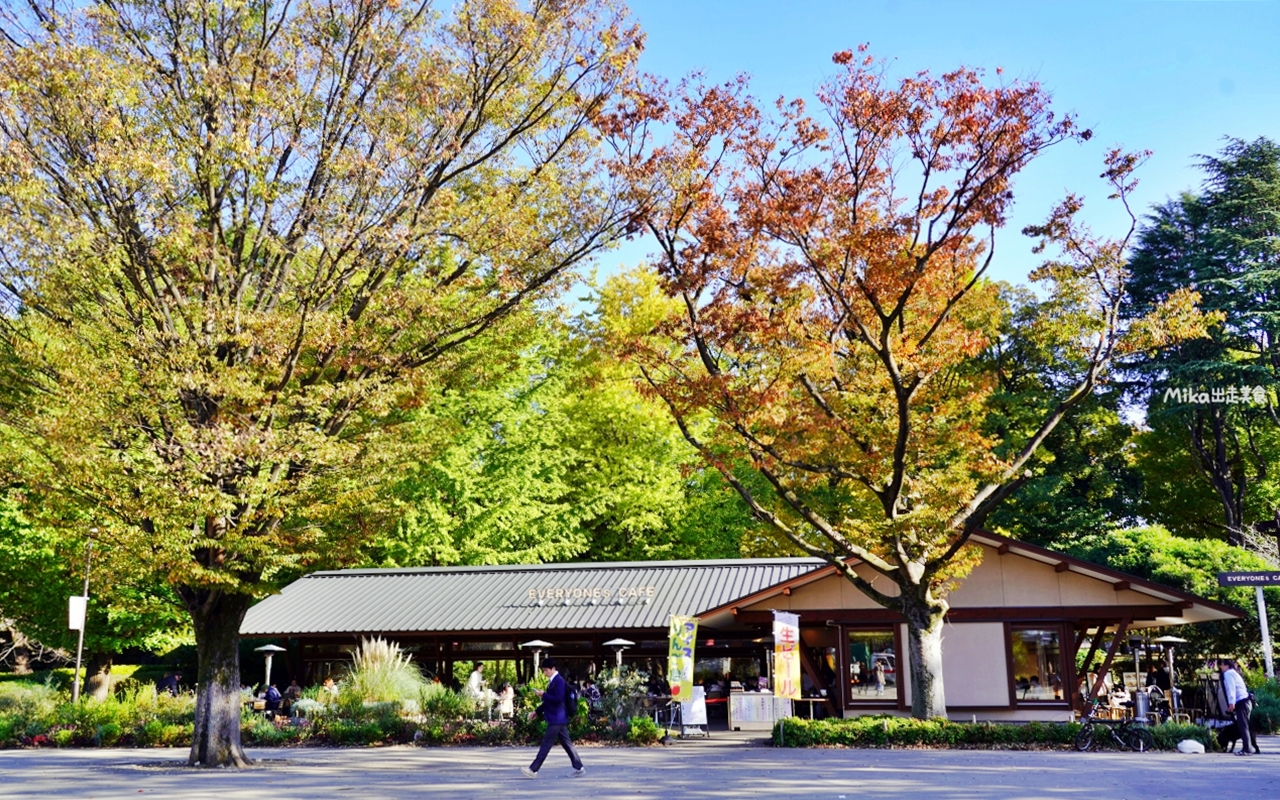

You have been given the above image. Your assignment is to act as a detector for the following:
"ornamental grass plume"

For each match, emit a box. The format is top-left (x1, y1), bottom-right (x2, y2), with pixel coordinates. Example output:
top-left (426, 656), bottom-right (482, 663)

top-left (342, 637), bottom-right (427, 705)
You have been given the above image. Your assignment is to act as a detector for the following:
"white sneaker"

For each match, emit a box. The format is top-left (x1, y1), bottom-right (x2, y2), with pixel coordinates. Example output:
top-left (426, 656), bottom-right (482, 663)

top-left (521, 767), bottom-right (537, 779)
top-left (572, 767), bottom-right (586, 777)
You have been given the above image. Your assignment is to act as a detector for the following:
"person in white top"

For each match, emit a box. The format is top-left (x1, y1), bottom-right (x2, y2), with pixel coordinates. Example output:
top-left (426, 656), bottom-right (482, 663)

top-left (1218, 658), bottom-right (1258, 755)
top-left (497, 682), bottom-right (515, 719)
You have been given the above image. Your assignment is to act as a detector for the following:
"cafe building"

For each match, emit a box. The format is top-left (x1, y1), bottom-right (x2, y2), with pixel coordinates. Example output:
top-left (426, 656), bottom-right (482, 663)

top-left (240, 530), bottom-right (1241, 721)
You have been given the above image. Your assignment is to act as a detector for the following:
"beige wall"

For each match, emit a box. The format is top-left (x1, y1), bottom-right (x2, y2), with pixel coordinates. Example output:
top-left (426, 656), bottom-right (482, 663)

top-left (748, 544), bottom-right (1169, 612)
top-left (940, 622), bottom-right (1010, 707)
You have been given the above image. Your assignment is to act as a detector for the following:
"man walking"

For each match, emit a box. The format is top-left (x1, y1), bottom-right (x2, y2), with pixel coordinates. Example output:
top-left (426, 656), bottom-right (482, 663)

top-left (1219, 658), bottom-right (1258, 755)
top-left (521, 658), bottom-right (585, 779)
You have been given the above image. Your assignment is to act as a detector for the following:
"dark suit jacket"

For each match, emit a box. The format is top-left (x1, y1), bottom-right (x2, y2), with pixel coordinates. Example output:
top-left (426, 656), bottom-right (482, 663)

top-left (537, 672), bottom-right (569, 725)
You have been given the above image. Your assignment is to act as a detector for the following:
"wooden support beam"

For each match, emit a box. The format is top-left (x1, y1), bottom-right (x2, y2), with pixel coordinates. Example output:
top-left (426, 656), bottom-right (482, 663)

top-left (1073, 624), bottom-right (1090, 655)
top-left (996, 543), bottom-right (1010, 555)
top-left (1055, 562), bottom-right (1070, 573)
top-left (1077, 625), bottom-right (1105, 710)
top-left (1113, 581), bottom-right (1130, 592)
top-left (797, 642), bottom-right (840, 718)
top-left (1089, 617), bottom-right (1131, 701)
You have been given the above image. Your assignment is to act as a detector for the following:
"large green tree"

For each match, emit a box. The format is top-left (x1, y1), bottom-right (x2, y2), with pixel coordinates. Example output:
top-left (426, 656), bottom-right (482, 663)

top-left (361, 290), bottom-right (762, 567)
top-left (984, 287), bottom-right (1142, 548)
top-left (0, 489), bottom-right (190, 696)
top-left (1126, 138), bottom-right (1280, 551)
top-left (0, 0), bottom-right (640, 766)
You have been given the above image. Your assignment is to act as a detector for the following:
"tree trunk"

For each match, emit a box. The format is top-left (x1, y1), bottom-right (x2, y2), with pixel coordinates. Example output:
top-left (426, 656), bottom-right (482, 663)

top-left (185, 590), bottom-right (254, 768)
top-left (85, 652), bottom-right (113, 701)
top-left (901, 591), bottom-right (948, 720)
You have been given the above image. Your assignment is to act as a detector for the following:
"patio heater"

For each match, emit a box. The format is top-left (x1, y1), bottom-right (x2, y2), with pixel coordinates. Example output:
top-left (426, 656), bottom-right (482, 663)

top-left (521, 640), bottom-right (552, 673)
top-left (603, 638), bottom-right (635, 670)
top-left (1151, 635), bottom-right (1189, 715)
top-left (254, 644), bottom-right (287, 687)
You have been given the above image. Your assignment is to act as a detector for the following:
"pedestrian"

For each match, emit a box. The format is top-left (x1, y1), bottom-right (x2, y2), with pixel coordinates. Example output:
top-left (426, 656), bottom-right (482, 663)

top-left (873, 660), bottom-right (886, 696)
top-left (521, 658), bottom-right (585, 779)
top-left (156, 671), bottom-right (182, 696)
top-left (1218, 659), bottom-right (1259, 755)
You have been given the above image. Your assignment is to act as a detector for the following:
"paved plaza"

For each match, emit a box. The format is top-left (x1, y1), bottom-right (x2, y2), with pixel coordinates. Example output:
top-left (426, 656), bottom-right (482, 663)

top-left (1, 737), bottom-right (1277, 800)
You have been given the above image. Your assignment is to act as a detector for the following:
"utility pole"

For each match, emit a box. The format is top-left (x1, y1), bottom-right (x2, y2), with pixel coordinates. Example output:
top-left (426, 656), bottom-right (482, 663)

top-left (70, 528), bottom-right (96, 704)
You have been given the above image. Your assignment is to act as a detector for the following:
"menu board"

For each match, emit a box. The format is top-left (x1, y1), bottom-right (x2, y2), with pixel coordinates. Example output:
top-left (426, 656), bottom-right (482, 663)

top-left (729, 692), bottom-right (793, 731)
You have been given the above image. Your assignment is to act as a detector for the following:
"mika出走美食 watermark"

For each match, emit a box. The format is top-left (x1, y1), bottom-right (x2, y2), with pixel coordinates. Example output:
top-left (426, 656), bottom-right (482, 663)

top-left (1162, 386), bottom-right (1267, 405)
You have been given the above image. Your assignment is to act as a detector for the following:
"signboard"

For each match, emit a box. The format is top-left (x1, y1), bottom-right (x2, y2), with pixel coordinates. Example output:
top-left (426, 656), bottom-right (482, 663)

top-left (773, 611), bottom-right (801, 700)
top-left (68, 595), bottom-right (87, 631)
top-left (667, 615), bottom-right (698, 702)
top-left (680, 684), bottom-right (707, 727)
top-left (1217, 571), bottom-right (1280, 587)
top-left (1218, 572), bottom-right (1278, 680)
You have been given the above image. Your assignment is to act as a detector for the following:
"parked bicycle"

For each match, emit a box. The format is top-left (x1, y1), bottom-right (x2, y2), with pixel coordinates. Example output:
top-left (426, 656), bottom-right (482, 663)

top-left (1074, 699), bottom-right (1156, 753)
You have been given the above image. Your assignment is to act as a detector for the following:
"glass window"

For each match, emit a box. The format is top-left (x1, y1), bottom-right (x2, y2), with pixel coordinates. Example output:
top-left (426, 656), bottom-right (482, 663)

top-left (847, 630), bottom-right (896, 702)
top-left (1010, 628), bottom-right (1064, 702)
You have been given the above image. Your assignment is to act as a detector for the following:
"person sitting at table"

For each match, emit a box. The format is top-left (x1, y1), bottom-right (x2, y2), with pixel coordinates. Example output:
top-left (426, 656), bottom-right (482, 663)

top-left (582, 678), bottom-right (602, 710)
top-left (497, 683), bottom-right (515, 719)
top-left (264, 683), bottom-right (282, 711)
top-left (646, 673), bottom-right (667, 696)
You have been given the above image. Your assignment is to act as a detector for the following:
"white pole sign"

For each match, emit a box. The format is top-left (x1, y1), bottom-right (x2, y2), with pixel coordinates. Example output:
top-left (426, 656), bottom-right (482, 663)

top-left (68, 595), bottom-right (87, 631)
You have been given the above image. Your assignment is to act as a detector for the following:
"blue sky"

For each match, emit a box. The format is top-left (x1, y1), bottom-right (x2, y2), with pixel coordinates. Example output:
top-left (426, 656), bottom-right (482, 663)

top-left (590, 0), bottom-right (1280, 289)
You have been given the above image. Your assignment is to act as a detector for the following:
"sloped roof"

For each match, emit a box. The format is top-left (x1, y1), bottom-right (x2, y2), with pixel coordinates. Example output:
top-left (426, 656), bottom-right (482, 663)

top-left (240, 558), bottom-right (825, 637)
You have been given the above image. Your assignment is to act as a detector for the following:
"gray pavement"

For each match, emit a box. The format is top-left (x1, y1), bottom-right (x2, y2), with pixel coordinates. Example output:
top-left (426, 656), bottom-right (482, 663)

top-left (1, 737), bottom-right (1278, 800)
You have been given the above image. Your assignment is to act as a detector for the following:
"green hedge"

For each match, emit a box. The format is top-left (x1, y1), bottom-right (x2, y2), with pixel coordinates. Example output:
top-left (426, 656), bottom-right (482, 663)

top-left (771, 716), bottom-right (1216, 751)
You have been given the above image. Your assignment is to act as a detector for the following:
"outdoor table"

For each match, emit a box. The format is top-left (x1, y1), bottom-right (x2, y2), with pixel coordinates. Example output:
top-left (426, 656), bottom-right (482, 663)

top-left (792, 697), bottom-right (826, 720)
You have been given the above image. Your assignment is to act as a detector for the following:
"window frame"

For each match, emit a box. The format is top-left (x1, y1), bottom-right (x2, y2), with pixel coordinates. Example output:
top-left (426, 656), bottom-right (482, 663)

top-left (840, 624), bottom-right (905, 710)
top-left (1007, 622), bottom-right (1071, 707)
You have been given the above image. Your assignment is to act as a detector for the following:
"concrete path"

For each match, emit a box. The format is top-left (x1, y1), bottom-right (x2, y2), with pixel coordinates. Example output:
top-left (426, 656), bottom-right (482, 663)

top-left (1, 738), bottom-right (1277, 799)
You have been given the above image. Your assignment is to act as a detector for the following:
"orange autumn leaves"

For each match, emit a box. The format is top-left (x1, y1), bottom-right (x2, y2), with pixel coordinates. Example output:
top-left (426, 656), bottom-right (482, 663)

top-left (608, 51), bottom-right (1210, 593)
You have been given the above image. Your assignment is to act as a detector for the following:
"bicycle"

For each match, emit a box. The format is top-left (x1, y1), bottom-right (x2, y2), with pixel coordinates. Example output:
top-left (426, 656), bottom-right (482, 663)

top-left (1074, 700), bottom-right (1156, 753)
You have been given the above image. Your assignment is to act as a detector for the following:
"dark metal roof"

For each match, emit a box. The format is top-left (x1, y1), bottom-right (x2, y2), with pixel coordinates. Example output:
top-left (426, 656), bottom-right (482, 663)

top-left (240, 558), bottom-right (825, 637)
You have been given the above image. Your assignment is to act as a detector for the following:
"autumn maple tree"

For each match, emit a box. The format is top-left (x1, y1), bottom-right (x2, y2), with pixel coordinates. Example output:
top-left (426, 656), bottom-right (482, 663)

top-left (609, 50), bottom-right (1212, 718)
top-left (0, 0), bottom-right (640, 766)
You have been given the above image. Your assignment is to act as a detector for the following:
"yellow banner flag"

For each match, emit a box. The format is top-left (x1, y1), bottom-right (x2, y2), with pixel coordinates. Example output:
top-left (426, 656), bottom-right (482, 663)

top-left (667, 615), bottom-right (698, 701)
top-left (773, 611), bottom-right (801, 700)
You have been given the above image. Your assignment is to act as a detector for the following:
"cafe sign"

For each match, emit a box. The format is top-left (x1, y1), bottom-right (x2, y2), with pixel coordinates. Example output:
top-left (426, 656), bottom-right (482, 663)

top-left (1217, 572), bottom-right (1278, 680)
top-left (527, 585), bottom-right (655, 601)
top-left (1216, 571), bottom-right (1280, 587)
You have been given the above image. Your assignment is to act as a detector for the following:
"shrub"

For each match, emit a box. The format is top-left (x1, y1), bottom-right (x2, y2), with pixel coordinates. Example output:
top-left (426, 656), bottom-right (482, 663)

top-left (1150, 722), bottom-right (1215, 751)
top-left (626, 715), bottom-right (661, 745)
top-left (595, 668), bottom-right (648, 725)
top-left (771, 716), bottom-right (1213, 751)
top-left (1251, 679), bottom-right (1280, 734)
top-left (243, 717), bottom-right (310, 746)
top-left (96, 722), bottom-right (123, 747)
top-left (419, 684), bottom-right (469, 719)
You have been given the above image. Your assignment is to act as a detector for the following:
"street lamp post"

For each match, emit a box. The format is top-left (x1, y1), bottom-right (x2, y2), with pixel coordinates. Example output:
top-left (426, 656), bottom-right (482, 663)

top-left (70, 528), bottom-right (97, 704)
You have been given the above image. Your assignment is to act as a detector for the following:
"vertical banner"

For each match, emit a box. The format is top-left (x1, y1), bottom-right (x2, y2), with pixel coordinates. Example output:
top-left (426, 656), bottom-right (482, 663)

top-left (667, 615), bottom-right (698, 701)
top-left (773, 611), bottom-right (801, 700)
top-left (68, 596), bottom-right (87, 631)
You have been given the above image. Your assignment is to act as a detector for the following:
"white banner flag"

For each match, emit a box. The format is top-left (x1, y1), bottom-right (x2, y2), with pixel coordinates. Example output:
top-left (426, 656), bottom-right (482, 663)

top-left (68, 595), bottom-right (87, 631)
